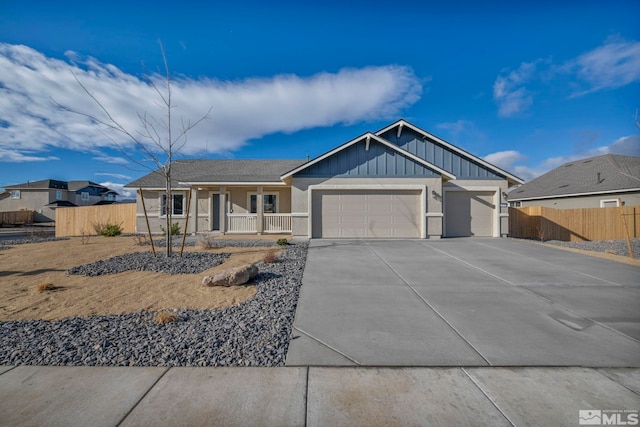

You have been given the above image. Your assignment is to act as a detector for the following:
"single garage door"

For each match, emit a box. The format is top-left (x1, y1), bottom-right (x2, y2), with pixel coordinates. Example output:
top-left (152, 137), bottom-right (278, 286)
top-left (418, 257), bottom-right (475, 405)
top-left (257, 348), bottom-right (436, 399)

top-left (312, 190), bottom-right (421, 238)
top-left (445, 191), bottom-right (495, 237)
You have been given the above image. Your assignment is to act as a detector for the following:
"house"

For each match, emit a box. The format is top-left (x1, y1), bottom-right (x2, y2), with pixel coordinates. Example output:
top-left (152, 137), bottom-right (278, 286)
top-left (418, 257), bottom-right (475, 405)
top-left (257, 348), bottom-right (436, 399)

top-left (125, 119), bottom-right (524, 238)
top-left (508, 154), bottom-right (640, 209)
top-left (0, 180), bottom-right (119, 222)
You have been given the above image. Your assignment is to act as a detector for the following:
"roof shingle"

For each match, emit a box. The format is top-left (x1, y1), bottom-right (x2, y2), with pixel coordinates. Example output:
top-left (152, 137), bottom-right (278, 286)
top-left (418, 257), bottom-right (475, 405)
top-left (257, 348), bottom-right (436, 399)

top-left (509, 154), bottom-right (640, 201)
top-left (125, 159), bottom-right (308, 188)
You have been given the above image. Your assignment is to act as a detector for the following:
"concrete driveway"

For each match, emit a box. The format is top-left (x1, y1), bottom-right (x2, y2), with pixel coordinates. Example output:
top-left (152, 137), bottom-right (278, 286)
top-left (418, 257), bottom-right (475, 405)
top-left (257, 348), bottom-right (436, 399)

top-left (286, 238), bottom-right (640, 367)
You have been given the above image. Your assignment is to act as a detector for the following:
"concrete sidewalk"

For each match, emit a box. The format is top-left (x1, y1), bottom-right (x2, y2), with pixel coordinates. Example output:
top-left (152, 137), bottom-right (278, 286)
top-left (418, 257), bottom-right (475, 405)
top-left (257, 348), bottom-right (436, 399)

top-left (1, 365), bottom-right (639, 426)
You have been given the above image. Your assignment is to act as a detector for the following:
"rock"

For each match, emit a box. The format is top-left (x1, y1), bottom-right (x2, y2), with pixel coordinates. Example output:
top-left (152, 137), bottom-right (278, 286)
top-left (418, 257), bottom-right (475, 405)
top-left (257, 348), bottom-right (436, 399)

top-left (203, 263), bottom-right (259, 287)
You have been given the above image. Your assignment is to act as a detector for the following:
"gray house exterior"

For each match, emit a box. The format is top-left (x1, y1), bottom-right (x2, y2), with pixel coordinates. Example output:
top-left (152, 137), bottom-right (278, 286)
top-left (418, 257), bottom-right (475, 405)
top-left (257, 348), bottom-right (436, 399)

top-left (126, 119), bottom-right (524, 238)
top-left (508, 154), bottom-right (640, 209)
top-left (0, 180), bottom-right (118, 222)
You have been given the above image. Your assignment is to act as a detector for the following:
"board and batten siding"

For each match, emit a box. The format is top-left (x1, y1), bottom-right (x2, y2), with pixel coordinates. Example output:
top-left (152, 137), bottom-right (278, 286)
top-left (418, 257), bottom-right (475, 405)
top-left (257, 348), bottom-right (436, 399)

top-left (379, 128), bottom-right (504, 179)
top-left (294, 139), bottom-right (440, 177)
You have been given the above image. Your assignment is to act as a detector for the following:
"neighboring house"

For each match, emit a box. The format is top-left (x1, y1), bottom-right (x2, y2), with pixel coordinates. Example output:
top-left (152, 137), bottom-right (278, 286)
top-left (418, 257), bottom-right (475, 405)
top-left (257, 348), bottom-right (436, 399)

top-left (0, 180), bottom-right (118, 222)
top-left (126, 119), bottom-right (523, 238)
top-left (508, 154), bottom-right (640, 209)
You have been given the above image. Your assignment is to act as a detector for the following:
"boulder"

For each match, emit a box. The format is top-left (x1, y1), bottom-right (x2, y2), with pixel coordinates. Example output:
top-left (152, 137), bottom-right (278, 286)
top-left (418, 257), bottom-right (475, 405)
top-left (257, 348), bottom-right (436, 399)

top-left (202, 263), bottom-right (259, 287)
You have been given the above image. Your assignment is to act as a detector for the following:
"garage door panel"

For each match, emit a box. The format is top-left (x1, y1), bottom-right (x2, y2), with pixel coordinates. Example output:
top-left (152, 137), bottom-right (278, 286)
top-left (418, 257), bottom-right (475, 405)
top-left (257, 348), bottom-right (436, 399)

top-left (445, 191), bottom-right (495, 237)
top-left (312, 190), bottom-right (420, 238)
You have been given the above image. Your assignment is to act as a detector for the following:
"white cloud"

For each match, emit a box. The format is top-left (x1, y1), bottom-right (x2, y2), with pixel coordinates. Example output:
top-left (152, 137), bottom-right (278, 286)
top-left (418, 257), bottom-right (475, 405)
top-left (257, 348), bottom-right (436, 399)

top-left (568, 38), bottom-right (640, 96)
top-left (92, 156), bottom-right (129, 165)
top-left (493, 38), bottom-right (640, 116)
top-left (493, 61), bottom-right (541, 117)
top-left (596, 134), bottom-right (640, 157)
top-left (94, 172), bottom-right (132, 180)
top-left (0, 43), bottom-right (422, 162)
top-left (98, 181), bottom-right (136, 200)
top-left (0, 147), bottom-right (59, 162)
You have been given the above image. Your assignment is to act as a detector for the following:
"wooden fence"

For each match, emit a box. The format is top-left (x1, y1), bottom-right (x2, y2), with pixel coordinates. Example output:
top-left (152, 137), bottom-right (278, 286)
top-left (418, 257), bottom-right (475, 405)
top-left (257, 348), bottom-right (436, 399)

top-left (0, 210), bottom-right (34, 226)
top-left (55, 203), bottom-right (136, 237)
top-left (509, 206), bottom-right (639, 241)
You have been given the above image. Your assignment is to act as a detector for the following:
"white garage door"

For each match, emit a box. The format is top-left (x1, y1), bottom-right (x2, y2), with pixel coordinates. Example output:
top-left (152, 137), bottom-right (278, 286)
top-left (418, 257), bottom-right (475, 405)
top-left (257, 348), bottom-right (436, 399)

top-left (312, 190), bottom-right (421, 238)
top-left (445, 191), bottom-right (495, 237)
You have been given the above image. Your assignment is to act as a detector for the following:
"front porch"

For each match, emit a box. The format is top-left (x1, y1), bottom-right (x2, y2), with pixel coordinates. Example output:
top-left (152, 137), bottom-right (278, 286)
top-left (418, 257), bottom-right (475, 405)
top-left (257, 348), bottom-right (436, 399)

top-left (189, 184), bottom-right (293, 235)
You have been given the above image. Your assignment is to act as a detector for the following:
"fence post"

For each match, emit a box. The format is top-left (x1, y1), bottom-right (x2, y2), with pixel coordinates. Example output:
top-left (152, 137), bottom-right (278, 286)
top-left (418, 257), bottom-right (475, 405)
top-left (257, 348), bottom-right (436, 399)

top-left (619, 198), bottom-right (634, 259)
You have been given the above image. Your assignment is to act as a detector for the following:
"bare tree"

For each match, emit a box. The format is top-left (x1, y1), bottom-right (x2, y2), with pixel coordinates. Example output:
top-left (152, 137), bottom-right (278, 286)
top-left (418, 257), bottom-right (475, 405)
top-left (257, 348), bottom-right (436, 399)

top-left (55, 43), bottom-right (211, 256)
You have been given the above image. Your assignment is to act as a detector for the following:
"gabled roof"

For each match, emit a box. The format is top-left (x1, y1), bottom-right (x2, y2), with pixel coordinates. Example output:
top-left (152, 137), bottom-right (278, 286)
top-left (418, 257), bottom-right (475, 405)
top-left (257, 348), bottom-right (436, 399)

top-left (375, 119), bottom-right (525, 185)
top-left (3, 179), bottom-right (116, 194)
top-left (4, 179), bottom-right (68, 190)
top-left (125, 159), bottom-right (307, 188)
top-left (509, 154), bottom-right (640, 201)
top-left (280, 132), bottom-right (456, 180)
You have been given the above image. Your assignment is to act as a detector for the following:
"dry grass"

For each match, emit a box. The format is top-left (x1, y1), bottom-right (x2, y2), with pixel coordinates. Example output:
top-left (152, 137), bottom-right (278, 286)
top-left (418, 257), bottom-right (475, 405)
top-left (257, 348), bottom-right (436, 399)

top-left (263, 249), bottom-right (280, 264)
top-left (36, 282), bottom-right (56, 292)
top-left (156, 311), bottom-right (178, 324)
top-left (0, 236), bottom-right (287, 321)
top-left (199, 236), bottom-right (220, 250)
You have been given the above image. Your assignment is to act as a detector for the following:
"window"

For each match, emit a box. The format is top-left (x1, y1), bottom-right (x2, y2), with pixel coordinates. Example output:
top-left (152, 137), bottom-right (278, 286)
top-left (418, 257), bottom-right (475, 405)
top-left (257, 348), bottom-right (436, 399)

top-left (161, 193), bottom-right (185, 216)
top-left (600, 199), bottom-right (619, 208)
top-left (10, 190), bottom-right (20, 199)
top-left (81, 192), bottom-right (90, 201)
top-left (107, 194), bottom-right (114, 201)
top-left (248, 193), bottom-right (278, 214)
top-left (56, 191), bottom-right (62, 200)
top-left (510, 201), bottom-right (521, 207)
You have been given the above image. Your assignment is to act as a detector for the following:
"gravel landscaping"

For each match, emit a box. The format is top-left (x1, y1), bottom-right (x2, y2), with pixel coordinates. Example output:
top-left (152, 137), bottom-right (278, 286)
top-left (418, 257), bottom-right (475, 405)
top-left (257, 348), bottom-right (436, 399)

top-left (67, 252), bottom-right (231, 276)
top-left (538, 238), bottom-right (640, 258)
top-left (0, 241), bottom-right (308, 367)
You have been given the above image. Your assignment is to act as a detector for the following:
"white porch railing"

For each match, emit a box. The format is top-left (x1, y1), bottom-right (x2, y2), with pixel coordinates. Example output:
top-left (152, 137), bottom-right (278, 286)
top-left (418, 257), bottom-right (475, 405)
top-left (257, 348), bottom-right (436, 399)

top-left (226, 213), bottom-right (291, 233)
top-left (264, 214), bottom-right (292, 233)
top-left (227, 214), bottom-right (257, 233)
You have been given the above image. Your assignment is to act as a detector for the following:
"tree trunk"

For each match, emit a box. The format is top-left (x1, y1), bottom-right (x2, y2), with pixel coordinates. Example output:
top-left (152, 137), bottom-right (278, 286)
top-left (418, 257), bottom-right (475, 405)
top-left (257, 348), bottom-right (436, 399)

top-left (166, 175), bottom-right (172, 257)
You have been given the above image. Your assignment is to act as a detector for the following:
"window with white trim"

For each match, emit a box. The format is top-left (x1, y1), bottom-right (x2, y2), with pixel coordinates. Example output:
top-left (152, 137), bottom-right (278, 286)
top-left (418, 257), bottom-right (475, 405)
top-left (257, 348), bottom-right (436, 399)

top-left (600, 199), bottom-right (619, 208)
top-left (10, 190), bottom-right (20, 199)
top-left (81, 192), bottom-right (90, 201)
top-left (248, 193), bottom-right (278, 214)
top-left (56, 191), bottom-right (62, 200)
top-left (107, 193), bottom-right (115, 201)
top-left (161, 193), bottom-right (185, 216)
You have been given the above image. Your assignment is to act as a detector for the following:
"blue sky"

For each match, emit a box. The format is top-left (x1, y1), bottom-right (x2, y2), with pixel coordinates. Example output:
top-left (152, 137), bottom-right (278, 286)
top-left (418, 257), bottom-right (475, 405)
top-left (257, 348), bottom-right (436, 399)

top-left (1, 0), bottom-right (639, 198)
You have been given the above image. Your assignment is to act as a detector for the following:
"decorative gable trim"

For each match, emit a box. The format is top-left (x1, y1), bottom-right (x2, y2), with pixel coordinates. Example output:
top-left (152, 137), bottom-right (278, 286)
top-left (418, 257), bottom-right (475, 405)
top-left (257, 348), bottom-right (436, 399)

top-left (376, 119), bottom-right (524, 185)
top-left (280, 132), bottom-right (456, 180)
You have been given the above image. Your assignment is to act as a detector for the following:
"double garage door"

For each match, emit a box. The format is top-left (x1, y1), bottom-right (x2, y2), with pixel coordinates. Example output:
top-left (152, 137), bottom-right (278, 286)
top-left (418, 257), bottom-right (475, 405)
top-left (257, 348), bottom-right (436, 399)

top-left (312, 190), bottom-right (421, 238)
top-left (444, 191), bottom-right (495, 237)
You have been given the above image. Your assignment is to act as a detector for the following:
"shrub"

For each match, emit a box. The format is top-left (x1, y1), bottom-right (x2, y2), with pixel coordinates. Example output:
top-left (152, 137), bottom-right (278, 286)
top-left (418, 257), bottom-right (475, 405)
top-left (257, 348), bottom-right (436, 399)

top-left (93, 221), bottom-right (123, 237)
top-left (263, 249), bottom-right (279, 264)
top-left (160, 222), bottom-right (181, 236)
top-left (199, 236), bottom-right (221, 250)
top-left (156, 311), bottom-right (178, 324)
top-left (132, 234), bottom-right (149, 246)
top-left (36, 282), bottom-right (55, 292)
top-left (276, 238), bottom-right (288, 246)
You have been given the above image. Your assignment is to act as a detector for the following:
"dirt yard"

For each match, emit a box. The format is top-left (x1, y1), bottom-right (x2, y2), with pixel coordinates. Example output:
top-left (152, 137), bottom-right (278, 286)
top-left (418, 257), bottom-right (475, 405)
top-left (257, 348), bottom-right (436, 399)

top-left (0, 236), bottom-right (283, 321)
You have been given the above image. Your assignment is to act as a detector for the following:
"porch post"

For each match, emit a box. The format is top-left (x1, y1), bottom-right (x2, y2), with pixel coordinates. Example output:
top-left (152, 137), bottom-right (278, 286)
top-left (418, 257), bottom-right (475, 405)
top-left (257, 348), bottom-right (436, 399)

top-left (257, 186), bottom-right (263, 234)
top-left (220, 186), bottom-right (226, 235)
top-left (190, 188), bottom-right (197, 234)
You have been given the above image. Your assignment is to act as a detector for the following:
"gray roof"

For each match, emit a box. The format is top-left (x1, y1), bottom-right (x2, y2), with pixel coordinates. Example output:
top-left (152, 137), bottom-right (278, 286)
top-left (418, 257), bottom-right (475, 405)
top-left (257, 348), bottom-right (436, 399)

top-left (5, 179), bottom-right (68, 190)
top-left (125, 159), bottom-right (308, 188)
top-left (509, 154), bottom-right (640, 201)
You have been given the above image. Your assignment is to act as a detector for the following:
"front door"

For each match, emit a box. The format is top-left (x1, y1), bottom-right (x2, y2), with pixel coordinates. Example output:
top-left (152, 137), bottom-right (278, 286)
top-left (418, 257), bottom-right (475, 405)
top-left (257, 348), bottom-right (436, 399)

top-left (211, 193), bottom-right (230, 231)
